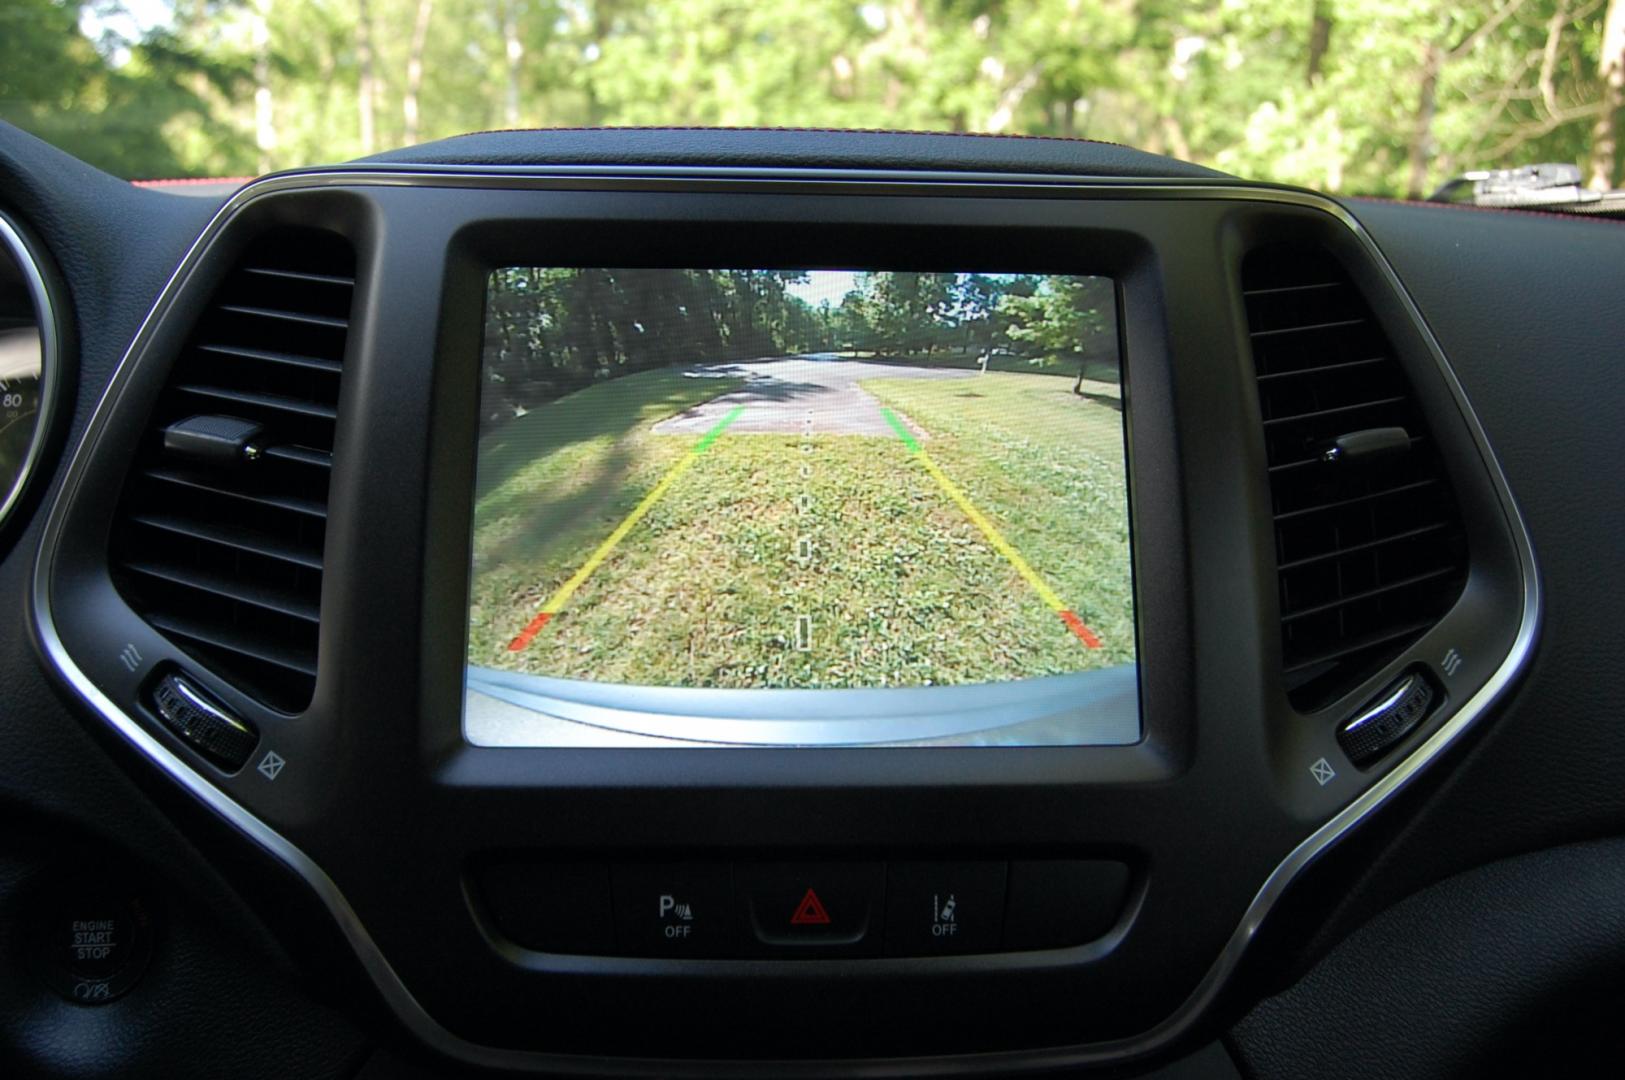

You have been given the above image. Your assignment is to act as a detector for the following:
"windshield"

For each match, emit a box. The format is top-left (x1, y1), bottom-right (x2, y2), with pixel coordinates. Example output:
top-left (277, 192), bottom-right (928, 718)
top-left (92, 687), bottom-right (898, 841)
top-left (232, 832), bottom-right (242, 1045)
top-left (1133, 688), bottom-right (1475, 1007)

top-left (2, 1), bottom-right (1622, 197)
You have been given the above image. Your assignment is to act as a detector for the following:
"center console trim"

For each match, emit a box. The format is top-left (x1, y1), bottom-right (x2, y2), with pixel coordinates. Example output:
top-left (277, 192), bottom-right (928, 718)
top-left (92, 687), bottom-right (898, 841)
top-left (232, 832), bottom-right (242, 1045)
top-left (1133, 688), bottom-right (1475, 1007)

top-left (30, 166), bottom-right (1540, 1075)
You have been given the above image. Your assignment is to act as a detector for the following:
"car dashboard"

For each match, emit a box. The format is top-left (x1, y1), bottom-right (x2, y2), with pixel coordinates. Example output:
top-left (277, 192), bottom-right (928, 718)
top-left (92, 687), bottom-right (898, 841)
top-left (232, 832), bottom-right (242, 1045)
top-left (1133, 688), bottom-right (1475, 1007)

top-left (0, 125), bottom-right (1621, 1079)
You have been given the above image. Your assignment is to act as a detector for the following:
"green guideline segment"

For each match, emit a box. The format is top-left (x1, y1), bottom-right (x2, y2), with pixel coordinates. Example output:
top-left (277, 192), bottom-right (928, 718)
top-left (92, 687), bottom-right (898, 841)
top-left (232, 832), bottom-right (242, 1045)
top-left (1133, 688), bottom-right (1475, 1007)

top-left (695, 405), bottom-right (745, 452)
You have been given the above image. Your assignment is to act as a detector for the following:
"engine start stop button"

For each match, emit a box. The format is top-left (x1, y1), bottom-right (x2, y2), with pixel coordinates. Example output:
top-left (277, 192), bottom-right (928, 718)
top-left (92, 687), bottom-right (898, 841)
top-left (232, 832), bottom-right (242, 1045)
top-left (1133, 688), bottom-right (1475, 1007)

top-left (29, 877), bottom-right (155, 1005)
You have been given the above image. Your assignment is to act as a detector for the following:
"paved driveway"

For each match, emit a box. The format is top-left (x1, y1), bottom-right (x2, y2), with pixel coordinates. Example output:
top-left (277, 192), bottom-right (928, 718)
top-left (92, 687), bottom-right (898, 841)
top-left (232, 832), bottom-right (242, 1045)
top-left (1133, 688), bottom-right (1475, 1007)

top-left (652, 353), bottom-right (975, 437)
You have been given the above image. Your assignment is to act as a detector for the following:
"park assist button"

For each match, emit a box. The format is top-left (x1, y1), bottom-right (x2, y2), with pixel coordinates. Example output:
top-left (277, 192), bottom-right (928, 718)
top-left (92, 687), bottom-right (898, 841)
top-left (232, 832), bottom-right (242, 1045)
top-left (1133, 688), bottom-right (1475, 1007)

top-left (883, 861), bottom-right (1005, 956)
top-left (612, 863), bottom-right (734, 957)
top-left (736, 862), bottom-right (883, 957)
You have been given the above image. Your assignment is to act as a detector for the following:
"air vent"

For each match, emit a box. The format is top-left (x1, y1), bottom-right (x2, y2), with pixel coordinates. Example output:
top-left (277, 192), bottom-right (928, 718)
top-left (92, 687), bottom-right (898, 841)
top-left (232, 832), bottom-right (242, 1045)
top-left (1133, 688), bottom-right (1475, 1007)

top-left (110, 229), bottom-right (355, 713)
top-left (1243, 245), bottom-right (1467, 711)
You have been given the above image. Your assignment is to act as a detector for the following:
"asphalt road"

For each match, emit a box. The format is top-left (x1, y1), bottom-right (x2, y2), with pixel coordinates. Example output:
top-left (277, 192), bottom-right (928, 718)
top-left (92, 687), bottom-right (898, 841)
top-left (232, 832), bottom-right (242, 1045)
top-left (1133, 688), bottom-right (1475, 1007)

top-left (651, 353), bottom-right (976, 437)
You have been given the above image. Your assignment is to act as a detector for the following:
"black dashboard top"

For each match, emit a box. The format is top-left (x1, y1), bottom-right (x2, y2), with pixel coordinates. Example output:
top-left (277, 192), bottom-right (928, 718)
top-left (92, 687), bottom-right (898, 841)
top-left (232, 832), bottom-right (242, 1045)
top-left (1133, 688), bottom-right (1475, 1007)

top-left (355, 125), bottom-right (1228, 178)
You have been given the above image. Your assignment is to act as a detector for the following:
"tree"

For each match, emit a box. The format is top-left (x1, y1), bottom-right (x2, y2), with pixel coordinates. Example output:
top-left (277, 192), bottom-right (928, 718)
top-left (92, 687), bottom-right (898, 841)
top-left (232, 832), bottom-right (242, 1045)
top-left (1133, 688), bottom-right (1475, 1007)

top-left (6, 0), bottom-right (1625, 194)
top-left (403, 0), bottom-right (435, 145)
top-left (1592, 0), bottom-right (1625, 186)
top-left (482, 268), bottom-right (832, 420)
top-left (996, 277), bottom-right (1115, 388)
top-left (860, 272), bottom-right (954, 355)
top-left (356, 0), bottom-right (377, 154)
top-left (0, 0), bottom-right (248, 178)
top-left (252, 0), bottom-right (276, 173)
top-left (500, 0), bottom-right (522, 127)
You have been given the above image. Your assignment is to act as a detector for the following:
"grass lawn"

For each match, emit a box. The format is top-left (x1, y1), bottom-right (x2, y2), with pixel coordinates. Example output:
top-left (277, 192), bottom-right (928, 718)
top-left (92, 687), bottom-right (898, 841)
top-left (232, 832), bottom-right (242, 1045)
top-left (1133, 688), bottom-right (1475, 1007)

top-left (470, 367), bottom-right (744, 575)
top-left (468, 369), bottom-right (1135, 688)
top-left (859, 372), bottom-right (1134, 665)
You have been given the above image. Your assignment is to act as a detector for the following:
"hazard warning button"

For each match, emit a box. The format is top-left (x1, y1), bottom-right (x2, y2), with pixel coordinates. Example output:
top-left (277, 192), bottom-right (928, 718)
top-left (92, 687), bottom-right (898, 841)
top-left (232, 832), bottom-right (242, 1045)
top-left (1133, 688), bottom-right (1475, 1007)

top-left (736, 862), bottom-right (883, 957)
top-left (789, 887), bottom-right (831, 925)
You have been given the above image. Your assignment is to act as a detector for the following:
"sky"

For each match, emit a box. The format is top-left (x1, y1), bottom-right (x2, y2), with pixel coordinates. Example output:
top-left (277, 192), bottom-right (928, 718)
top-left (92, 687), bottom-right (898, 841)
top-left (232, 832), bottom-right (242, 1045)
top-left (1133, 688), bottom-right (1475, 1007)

top-left (783, 270), bottom-right (864, 308)
top-left (781, 270), bottom-right (1032, 308)
top-left (79, 0), bottom-right (174, 64)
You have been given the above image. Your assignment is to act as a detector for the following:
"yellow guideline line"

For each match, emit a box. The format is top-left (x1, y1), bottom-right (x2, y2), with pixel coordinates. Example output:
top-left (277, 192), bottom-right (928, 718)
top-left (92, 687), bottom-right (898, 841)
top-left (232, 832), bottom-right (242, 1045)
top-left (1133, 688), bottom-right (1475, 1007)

top-left (914, 449), bottom-right (1066, 612)
top-left (543, 451), bottom-right (698, 615)
top-left (879, 406), bottom-right (1100, 649)
top-left (507, 406), bottom-right (742, 651)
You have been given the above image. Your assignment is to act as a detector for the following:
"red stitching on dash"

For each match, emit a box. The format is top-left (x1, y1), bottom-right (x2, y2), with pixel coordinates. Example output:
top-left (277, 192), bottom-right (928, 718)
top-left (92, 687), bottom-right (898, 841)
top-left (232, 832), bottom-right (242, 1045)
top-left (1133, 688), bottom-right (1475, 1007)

top-left (130, 176), bottom-right (254, 187)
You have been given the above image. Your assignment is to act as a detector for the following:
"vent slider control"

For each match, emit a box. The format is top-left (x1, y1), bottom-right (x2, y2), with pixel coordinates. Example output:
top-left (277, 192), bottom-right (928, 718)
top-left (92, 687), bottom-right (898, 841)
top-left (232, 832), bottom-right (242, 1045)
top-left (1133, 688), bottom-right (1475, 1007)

top-left (151, 672), bottom-right (260, 771)
top-left (163, 415), bottom-right (265, 468)
top-left (1322, 426), bottom-right (1412, 466)
top-left (1337, 670), bottom-right (1438, 767)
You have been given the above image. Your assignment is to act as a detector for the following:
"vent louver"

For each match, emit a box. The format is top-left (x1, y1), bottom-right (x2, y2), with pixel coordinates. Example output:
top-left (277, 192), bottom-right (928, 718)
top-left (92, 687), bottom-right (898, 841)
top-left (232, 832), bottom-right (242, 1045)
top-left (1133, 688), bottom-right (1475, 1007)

top-left (1243, 245), bottom-right (1467, 711)
top-left (110, 229), bottom-right (355, 713)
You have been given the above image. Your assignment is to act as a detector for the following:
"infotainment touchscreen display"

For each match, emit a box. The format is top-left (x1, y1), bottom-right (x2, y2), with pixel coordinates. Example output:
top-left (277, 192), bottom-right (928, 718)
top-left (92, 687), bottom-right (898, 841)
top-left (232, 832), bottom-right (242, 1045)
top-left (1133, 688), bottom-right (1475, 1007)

top-left (464, 269), bottom-right (1137, 747)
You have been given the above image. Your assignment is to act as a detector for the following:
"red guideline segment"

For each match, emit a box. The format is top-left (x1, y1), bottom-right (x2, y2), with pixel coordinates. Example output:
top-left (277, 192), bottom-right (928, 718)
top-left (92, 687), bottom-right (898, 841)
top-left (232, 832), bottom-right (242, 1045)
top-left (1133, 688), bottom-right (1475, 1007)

top-left (1059, 610), bottom-right (1103, 649)
top-left (506, 612), bottom-right (553, 652)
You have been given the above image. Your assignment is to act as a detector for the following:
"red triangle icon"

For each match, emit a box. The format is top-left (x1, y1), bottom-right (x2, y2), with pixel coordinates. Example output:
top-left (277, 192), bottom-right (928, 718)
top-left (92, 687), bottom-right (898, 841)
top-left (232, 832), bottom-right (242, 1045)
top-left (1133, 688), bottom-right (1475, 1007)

top-left (789, 887), bottom-right (832, 926)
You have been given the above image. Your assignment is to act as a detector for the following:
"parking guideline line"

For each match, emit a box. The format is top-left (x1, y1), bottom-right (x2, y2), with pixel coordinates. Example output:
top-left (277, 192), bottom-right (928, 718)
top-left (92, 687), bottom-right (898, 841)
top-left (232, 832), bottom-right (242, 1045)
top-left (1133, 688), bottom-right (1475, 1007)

top-left (878, 406), bottom-right (1102, 649)
top-left (506, 405), bottom-right (744, 651)
top-left (881, 407), bottom-right (922, 453)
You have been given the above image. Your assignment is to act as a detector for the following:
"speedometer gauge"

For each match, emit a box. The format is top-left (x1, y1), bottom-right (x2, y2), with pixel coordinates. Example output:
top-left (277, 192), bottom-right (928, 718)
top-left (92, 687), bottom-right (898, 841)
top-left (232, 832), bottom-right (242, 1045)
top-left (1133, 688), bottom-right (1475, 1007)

top-left (0, 213), bottom-right (60, 532)
top-left (0, 332), bottom-right (43, 491)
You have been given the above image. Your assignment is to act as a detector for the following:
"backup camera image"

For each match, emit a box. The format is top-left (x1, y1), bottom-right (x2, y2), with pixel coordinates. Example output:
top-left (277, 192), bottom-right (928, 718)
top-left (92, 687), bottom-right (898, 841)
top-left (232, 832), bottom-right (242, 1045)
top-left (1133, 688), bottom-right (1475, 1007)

top-left (464, 268), bottom-right (1137, 747)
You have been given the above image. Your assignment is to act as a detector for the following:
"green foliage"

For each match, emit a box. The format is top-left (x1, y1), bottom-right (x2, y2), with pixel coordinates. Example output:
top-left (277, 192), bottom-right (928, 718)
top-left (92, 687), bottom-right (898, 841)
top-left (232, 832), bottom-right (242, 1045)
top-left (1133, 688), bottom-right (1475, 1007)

top-left (1, 2), bottom-right (244, 177)
top-left (997, 276), bottom-right (1113, 370)
top-left (481, 269), bottom-right (1115, 433)
top-left (1, 0), bottom-right (1621, 192)
top-left (482, 268), bottom-right (828, 421)
top-left (854, 272), bottom-right (955, 354)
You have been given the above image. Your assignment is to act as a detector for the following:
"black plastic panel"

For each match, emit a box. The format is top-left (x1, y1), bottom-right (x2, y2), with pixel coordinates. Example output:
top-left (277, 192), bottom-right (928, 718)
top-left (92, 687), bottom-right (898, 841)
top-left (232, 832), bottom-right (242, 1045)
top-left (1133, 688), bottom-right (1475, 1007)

top-left (1232, 839), bottom-right (1625, 1079)
top-left (30, 172), bottom-right (1532, 1070)
top-left (1215, 199), bottom-right (1625, 1077)
top-left (0, 125), bottom-right (377, 1080)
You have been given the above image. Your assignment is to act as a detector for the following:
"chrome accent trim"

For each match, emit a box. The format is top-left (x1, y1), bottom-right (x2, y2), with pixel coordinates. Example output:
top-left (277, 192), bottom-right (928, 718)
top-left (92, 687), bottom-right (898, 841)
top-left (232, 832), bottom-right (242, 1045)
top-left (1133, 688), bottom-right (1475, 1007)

top-left (1342, 675), bottom-right (1419, 736)
top-left (167, 675), bottom-right (256, 737)
top-left (0, 211), bottom-right (63, 531)
top-left (30, 165), bottom-right (1540, 1075)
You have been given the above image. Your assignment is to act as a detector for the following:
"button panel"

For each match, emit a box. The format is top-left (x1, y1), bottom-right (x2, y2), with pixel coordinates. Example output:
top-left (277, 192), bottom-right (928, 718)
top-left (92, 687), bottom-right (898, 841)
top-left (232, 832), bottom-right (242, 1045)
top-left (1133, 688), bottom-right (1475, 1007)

top-left (481, 858), bottom-right (1129, 959)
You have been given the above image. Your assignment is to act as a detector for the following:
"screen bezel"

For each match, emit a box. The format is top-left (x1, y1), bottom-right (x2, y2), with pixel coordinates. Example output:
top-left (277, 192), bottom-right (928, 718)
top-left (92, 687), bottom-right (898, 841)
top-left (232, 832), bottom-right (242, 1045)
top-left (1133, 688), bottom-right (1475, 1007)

top-left (419, 191), bottom-right (1195, 790)
top-left (462, 263), bottom-right (1143, 748)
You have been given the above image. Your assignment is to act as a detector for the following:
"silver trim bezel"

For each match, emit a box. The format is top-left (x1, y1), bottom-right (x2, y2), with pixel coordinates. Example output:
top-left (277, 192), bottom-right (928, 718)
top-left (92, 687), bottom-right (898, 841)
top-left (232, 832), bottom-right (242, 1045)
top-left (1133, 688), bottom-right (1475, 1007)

top-left (0, 211), bottom-right (63, 533)
top-left (29, 166), bottom-right (1540, 1076)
